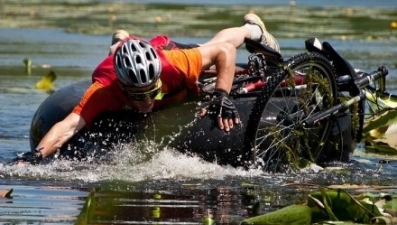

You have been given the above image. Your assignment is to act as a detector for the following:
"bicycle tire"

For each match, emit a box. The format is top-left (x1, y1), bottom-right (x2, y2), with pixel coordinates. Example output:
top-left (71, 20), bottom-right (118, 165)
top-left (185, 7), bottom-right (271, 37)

top-left (244, 52), bottom-right (338, 171)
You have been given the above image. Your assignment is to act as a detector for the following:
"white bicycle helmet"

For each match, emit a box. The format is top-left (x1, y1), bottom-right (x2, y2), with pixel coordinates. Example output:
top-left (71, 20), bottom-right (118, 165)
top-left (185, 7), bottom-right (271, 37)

top-left (114, 38), bottom-right (161, 88)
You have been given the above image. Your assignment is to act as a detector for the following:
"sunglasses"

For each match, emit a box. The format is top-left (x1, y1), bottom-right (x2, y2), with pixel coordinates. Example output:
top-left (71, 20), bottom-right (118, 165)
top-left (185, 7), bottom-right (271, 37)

top-left (122, 80), bottom-right (162, 101)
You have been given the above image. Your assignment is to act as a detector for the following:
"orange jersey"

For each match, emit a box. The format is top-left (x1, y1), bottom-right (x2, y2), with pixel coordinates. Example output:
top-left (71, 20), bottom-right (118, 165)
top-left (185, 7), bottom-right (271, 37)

top-left (72, 48), bottom-right (202, 127)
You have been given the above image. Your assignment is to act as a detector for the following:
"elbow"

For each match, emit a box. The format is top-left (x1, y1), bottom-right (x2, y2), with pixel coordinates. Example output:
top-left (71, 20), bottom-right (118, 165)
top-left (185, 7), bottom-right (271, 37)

top-left (218, 42), bottom-right (236, 59)
top-left (215, 42), bottom-right (236, 68)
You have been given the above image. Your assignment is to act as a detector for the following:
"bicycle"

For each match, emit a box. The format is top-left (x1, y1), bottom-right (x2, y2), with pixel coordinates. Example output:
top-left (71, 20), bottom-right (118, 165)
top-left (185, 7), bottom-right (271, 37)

top-left (208, 37), bottom-right (389, 171)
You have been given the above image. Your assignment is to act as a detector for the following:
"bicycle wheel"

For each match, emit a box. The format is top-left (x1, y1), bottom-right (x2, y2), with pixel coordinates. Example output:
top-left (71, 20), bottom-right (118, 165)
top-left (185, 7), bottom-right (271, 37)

top-left (244, 52), bottom-right (337, 171)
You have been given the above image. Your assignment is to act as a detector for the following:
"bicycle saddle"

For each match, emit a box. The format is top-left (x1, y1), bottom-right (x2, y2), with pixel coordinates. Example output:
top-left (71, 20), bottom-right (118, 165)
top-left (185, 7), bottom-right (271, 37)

top-left (244, 38), bottom-right (283, 64)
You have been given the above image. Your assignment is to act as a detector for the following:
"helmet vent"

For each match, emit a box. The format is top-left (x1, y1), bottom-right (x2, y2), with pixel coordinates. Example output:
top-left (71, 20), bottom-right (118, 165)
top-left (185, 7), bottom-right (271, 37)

top-left (129, 69), bottom-right (138, 84)
top-left (116, 55), bottom-right (122, 67)
top-left (145, 52), bottom-right (152, 60)
top-left (121, 45), bottom-right (128, 53)
top-left (135, 55), bottom-right (142, 64)
top-left (140, 69), bottom-right (147, 83)
top-left (130, 42), bottom-right (137, 51)
top-left (148, 64), bottom-right (154, 79)
top-left (150, 48), bottom-right (158, 59)
top-left (124, 57), bottom-right (131, 67)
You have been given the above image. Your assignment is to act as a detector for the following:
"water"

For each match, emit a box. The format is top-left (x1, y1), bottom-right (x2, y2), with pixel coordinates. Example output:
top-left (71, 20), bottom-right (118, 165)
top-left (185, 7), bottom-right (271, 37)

top-left (2, 28), bottom-right (397, 225)
top-left (99, 0), bottom-right (397, 8)
top-left (1, 1), bottom-right (397, 224)
top-left (0, 184), bottom-right (87, 225)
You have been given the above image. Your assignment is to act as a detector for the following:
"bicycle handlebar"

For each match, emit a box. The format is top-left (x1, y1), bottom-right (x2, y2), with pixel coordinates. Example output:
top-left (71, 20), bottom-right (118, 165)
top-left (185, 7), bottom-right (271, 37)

top-left (355, 66), bottom-right (388, 88)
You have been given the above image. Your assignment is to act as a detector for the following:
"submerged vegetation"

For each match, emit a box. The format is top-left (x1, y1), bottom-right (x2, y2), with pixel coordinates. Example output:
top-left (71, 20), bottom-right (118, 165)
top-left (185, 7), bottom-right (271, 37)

top-left (0, 0), bottom-right (396, 40)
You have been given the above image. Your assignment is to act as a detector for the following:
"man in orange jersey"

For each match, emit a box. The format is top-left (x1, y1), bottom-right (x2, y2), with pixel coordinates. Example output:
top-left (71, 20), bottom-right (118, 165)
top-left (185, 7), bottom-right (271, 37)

top-left (33, 13), bottom-right (280, 160)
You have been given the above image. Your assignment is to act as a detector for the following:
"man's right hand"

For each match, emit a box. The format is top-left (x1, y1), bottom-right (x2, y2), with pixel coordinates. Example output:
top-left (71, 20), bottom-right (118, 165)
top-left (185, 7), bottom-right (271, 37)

top-left (197, 88), bottom-right (240, 131)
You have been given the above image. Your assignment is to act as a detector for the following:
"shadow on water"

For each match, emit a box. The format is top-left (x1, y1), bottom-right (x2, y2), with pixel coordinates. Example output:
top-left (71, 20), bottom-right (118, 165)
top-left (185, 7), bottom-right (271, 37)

top-left (0, 2), bottom-right (397, 223)
top-left (74, 180), bottom-right (313, 225)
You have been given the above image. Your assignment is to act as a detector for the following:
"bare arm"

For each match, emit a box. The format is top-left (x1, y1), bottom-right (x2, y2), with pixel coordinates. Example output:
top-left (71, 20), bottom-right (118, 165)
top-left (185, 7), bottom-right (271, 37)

top-left (197, 42), bottom-right (240, 131)
top-left (198, 42), bottom-right (236, 92)
top-left (36, 112), bottom-right (86, 159)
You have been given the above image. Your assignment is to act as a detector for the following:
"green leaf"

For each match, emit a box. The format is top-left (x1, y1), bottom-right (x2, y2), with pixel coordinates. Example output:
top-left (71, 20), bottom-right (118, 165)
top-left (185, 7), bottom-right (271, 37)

top-left (363, 110), bottom-right (397, 134)
top-left (241, 205), bottom-right (312, 225)
top-left (309, 189), bottom-right (374, 224)
top-left (314, 221), bottom-right (368, 225)
top-left (365, 140), bottom-right (397, 155)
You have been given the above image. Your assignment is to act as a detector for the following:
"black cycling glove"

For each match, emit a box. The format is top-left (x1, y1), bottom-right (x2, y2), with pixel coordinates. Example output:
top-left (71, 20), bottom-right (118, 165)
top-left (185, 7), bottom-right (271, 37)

top-left (200, 88), bottom-right (240, 121)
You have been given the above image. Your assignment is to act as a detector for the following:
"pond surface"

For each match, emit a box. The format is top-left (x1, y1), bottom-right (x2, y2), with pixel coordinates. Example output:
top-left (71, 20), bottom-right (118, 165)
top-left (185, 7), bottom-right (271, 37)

top-left (103, 0), bottom-right (396, 8)
top-left (1, 7), bottom-right (397, 225)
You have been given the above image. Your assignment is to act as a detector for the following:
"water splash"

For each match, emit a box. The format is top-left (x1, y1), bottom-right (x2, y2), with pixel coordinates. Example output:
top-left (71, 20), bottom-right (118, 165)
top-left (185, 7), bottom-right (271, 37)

top-left (1, 138), bottom-right (390, 186)
top-left (0, 140), bottom-right (264, 183)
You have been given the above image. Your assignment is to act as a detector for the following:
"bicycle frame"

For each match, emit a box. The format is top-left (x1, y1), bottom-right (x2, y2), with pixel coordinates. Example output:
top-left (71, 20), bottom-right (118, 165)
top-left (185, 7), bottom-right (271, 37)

top-left (303, 66), bottom-right (388, 127)
top-left (198, 37), bottom-right (390, 169)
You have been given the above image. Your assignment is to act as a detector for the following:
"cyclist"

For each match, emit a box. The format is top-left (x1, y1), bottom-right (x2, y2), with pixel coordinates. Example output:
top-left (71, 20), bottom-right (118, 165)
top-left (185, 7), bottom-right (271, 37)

top-left (33, 13), bottom-right (280, 160)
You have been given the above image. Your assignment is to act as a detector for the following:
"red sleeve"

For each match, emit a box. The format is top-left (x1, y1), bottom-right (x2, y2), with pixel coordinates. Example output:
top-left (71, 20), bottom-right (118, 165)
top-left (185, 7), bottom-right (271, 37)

top-left (72, 81), bottom-right (123, 128)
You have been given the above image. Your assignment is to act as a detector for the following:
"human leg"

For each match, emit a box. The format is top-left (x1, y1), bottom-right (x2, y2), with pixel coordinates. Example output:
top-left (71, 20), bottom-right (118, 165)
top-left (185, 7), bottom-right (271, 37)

top-left (201, 13), bottom-right (280, 53)
top-left (109, 29), bottom-right (130, 55)
top-left (200, 27), bottom-right (252, 48)
top-left (107, 13), bottom-right (280, 54)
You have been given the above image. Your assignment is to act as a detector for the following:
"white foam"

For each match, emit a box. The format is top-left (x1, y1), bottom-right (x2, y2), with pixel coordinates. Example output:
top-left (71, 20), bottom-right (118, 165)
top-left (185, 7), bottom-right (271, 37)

top-left (1, 141), bottom-right (265, 183)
